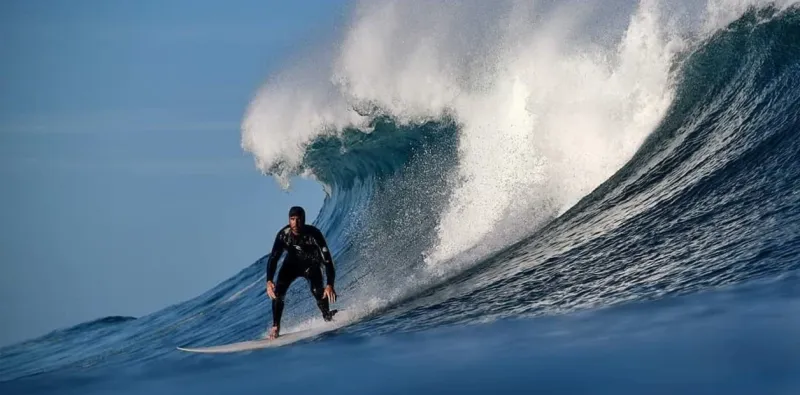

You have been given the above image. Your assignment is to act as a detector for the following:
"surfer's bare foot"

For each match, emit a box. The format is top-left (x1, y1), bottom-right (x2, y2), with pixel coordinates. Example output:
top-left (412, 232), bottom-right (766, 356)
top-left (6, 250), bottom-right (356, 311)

top-left (268, 326), bottom-right (279, 340)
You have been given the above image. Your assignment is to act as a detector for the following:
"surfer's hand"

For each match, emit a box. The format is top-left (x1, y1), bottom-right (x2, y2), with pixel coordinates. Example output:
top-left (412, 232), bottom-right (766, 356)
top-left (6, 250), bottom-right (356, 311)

top-left (324, 285), bottom-right (336, 304)
top-left (266, 281), bottom-right (276, 300)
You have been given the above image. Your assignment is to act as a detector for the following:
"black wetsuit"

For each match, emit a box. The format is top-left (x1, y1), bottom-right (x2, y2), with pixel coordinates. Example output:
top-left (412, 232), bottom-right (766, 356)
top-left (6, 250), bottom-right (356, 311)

top-left (266, 224), bottom-right (336, 329)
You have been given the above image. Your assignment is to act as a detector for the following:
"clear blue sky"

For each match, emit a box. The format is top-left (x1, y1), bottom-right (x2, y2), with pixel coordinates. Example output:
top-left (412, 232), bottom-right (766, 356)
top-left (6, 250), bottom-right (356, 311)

top-left (0, 0), bottom-right (349, 346)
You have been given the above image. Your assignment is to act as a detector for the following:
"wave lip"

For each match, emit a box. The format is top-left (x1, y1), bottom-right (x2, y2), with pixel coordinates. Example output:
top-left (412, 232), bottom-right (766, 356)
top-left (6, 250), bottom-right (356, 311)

top-left (242, 0), bottom-right (687, 276)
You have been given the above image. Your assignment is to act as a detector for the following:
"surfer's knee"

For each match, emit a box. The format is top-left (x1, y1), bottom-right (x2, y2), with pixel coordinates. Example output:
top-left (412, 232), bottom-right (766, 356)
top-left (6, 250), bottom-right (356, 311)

top-left (272, 292), bottom-right (287, 302)
top-left (274, 282), bottom-right (291, 300)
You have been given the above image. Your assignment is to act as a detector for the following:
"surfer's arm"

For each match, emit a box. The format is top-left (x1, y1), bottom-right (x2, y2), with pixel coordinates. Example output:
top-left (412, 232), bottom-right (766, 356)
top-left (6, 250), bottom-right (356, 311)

top-left (311, 227), bottom-right (336, 286)
top-left (266, 231), bottom-right (285, 283)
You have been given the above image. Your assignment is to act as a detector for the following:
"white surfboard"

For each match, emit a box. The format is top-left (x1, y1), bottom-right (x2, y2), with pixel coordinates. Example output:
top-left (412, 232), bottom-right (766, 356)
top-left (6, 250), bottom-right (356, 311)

top-left (177, 310), bottom-right (348, 354)
top-left (177, 328), bottom-right (317, 353)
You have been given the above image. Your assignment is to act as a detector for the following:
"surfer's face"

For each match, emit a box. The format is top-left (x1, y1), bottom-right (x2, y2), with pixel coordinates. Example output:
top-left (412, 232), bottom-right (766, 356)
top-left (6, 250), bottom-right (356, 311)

top-left (289, 215), bottom-right (302, 233)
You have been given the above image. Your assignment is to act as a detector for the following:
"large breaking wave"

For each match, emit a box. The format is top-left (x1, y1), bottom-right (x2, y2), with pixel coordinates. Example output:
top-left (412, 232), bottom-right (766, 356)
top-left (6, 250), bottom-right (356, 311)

top-left (239, 0), bottom-right (800, 324)
top-left (2, 0), bottom-right (799, 388)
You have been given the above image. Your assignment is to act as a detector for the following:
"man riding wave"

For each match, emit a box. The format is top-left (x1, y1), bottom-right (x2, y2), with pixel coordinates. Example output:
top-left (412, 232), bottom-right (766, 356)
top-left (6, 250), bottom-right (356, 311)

top-left (265, 206), bottom-right (337, 339)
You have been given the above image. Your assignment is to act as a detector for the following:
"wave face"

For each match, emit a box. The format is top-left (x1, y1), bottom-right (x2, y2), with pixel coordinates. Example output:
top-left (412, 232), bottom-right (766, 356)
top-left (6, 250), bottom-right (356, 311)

top-left (352, 2), bottom-right (800, 333)
top-left (243, 0), bottom-right (683, 271)
top-left (2, 1), bottom-right (800, 393)
top-left (240, 0), bottom-right (800, 325)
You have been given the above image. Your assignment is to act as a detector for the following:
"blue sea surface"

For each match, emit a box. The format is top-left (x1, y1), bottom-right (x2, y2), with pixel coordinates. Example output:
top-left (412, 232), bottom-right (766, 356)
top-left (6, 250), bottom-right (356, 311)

top-left (2, 3), bottom-right (800, 395)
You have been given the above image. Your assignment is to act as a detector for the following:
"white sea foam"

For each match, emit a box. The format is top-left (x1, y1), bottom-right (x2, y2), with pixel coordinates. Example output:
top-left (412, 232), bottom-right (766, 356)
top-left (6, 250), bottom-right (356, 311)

top-left (241, 0), bottom-right (789, 269)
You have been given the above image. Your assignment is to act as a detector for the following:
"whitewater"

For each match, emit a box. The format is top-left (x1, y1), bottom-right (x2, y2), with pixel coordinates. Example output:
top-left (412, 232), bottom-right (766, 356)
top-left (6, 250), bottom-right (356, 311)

top-left (2, 0), bottom-right (799, 394)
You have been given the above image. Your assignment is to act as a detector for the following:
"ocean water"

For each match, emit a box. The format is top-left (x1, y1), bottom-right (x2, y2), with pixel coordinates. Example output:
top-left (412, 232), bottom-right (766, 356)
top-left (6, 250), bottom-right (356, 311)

top-left (2, 1), bottom-right (800, 394)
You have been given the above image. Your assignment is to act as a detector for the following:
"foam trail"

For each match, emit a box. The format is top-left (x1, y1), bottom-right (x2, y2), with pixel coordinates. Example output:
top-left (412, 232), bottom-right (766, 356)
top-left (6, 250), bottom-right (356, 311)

top-left (422, 0), bottom-right (684, 267)
top-left (224, 275), bottom-right (264, 303)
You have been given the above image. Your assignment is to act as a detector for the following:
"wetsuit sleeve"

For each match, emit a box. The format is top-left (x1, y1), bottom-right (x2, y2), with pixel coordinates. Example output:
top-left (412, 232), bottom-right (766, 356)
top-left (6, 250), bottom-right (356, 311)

top-left (266, 231), bottom-right (285, 283)
top-left (311, 227), bottom-right (336, 287)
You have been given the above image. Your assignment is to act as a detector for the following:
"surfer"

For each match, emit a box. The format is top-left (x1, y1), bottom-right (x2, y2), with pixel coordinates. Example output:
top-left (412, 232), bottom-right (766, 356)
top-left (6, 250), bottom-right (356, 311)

top-left (265, 206), bottom-right (337, 340)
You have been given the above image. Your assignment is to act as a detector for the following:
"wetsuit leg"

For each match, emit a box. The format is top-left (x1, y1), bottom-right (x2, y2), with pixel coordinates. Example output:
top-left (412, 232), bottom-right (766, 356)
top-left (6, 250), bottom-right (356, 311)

top-left (305, 265), bottom-right (334, 320)
top-left (272, 261), bottom-right (302, 329)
